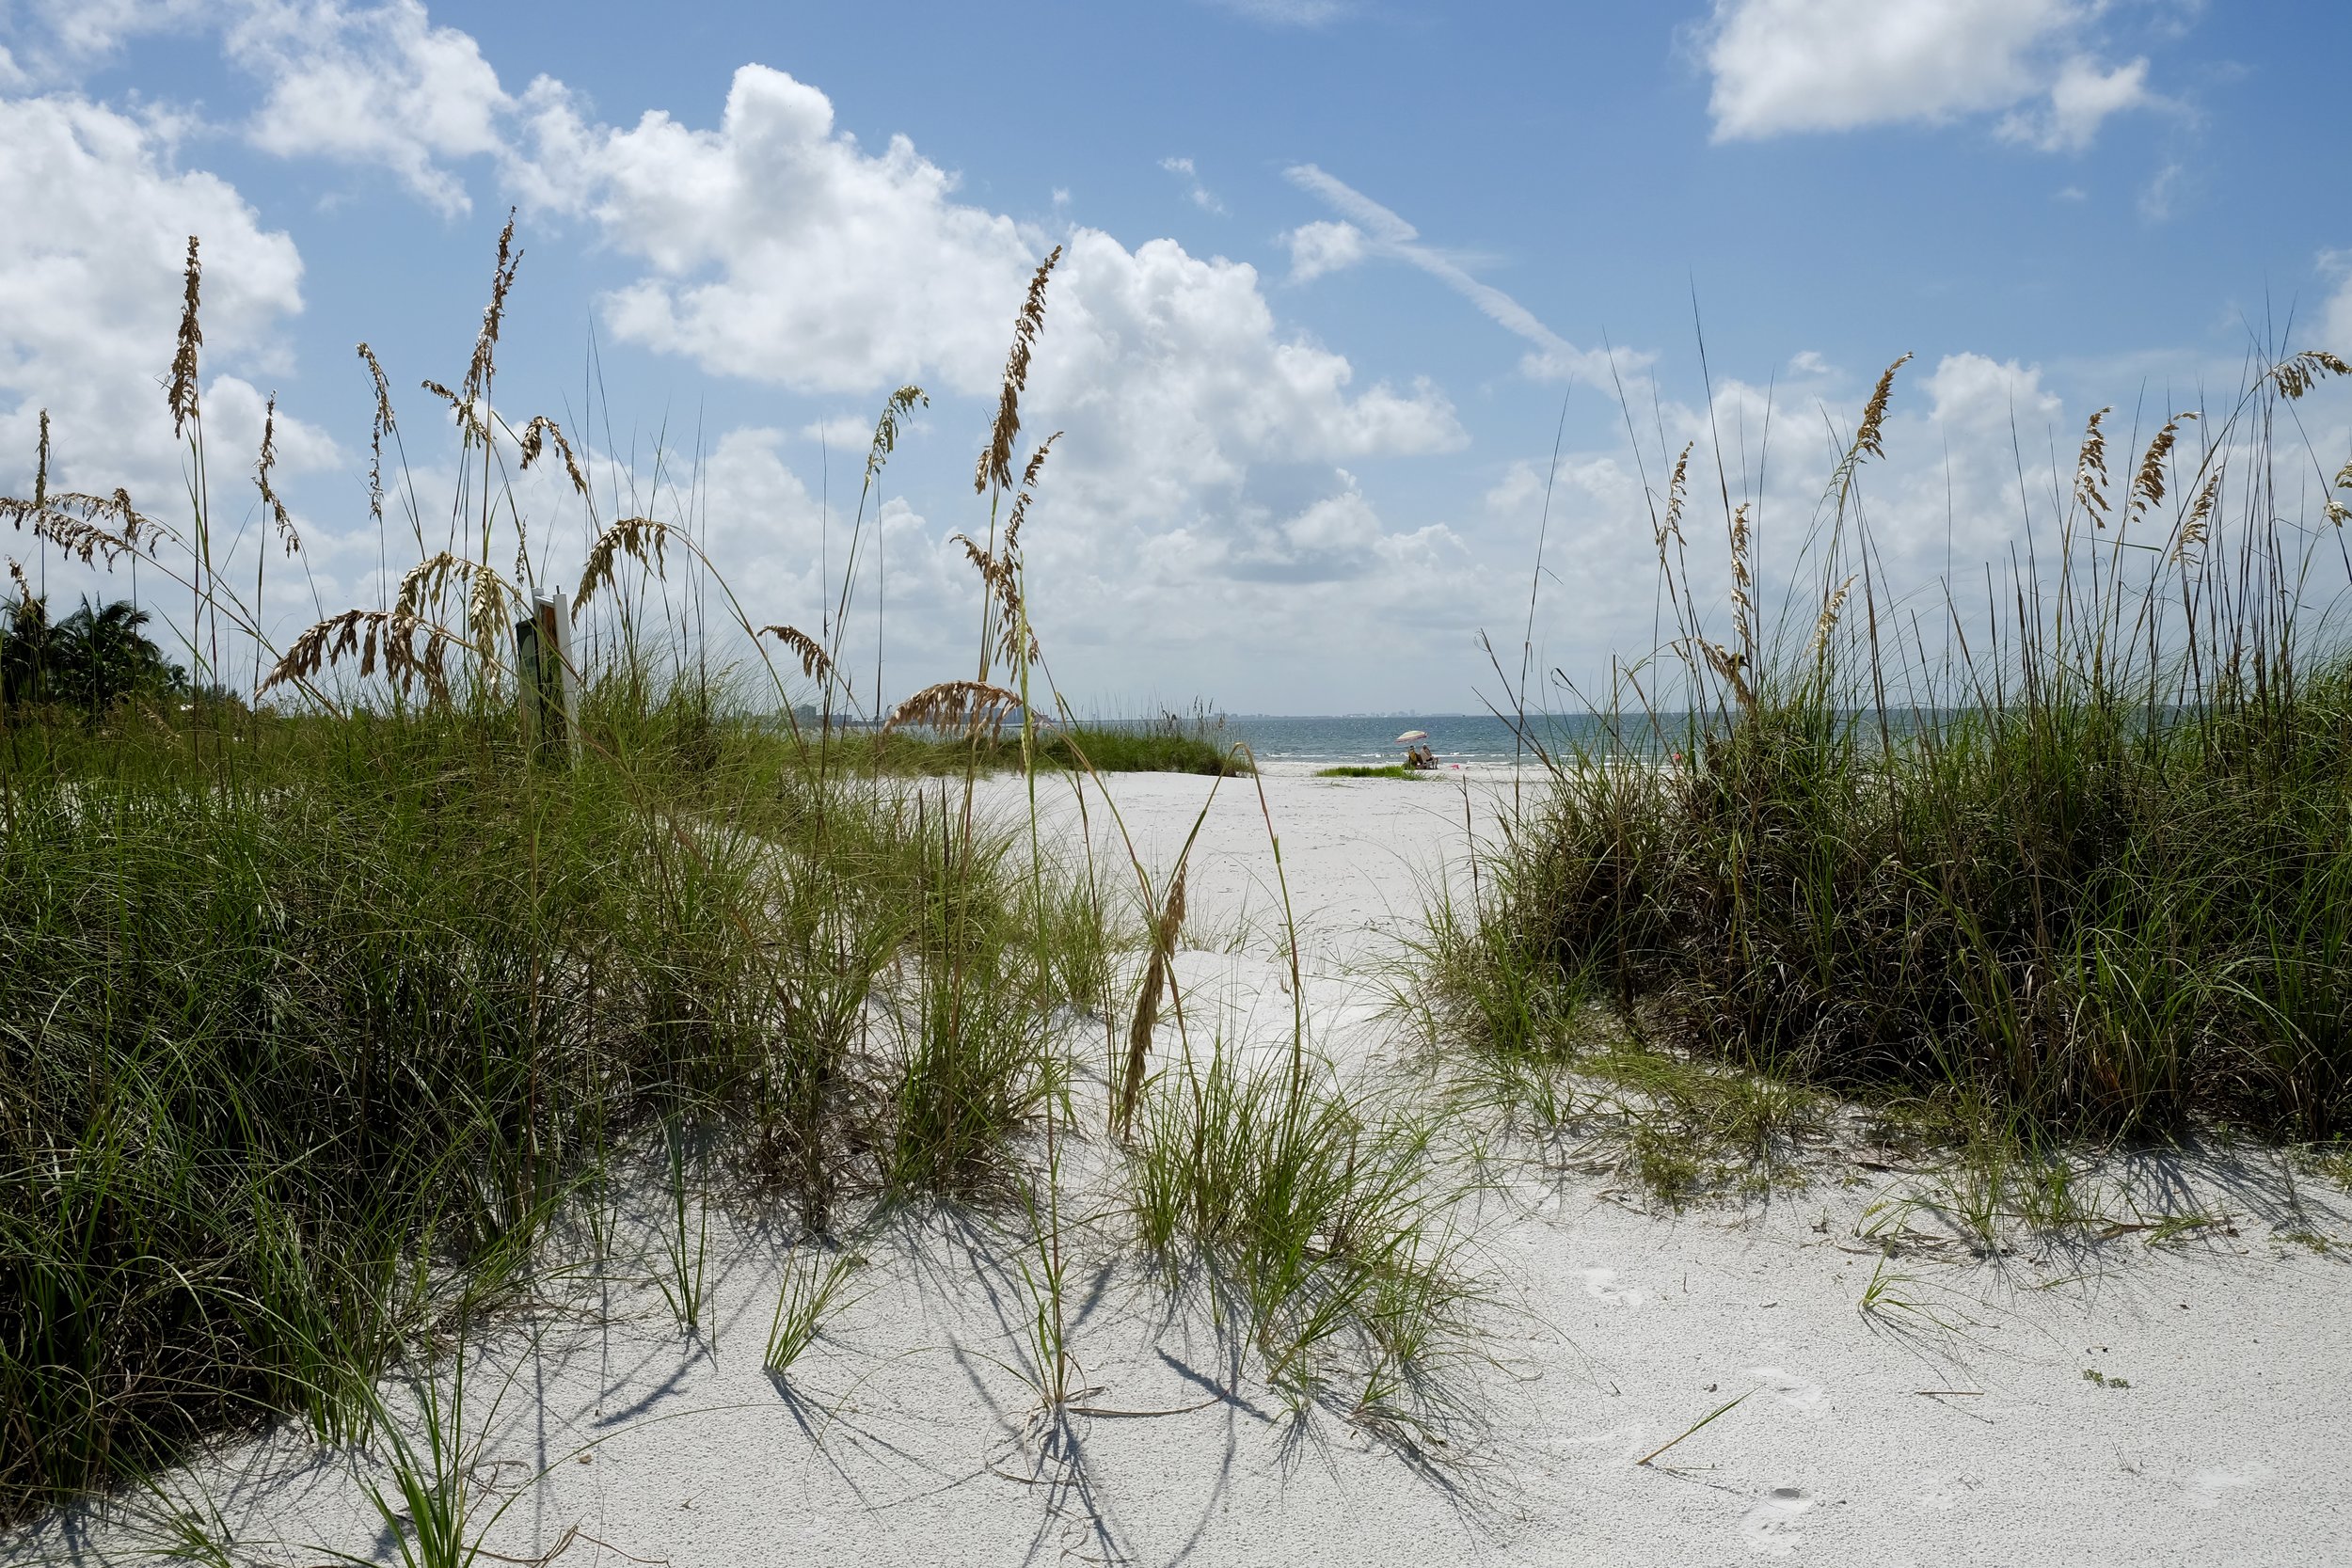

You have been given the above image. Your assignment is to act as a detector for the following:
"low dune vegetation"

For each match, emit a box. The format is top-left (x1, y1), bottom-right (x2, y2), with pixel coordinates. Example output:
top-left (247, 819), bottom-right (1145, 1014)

top-left (1428, 347), bottom-right (2352, 1207)
top-left (1315, 764), bottom-right (1426, 779)
top-left (0, 226), bottom-right (1453, 1534)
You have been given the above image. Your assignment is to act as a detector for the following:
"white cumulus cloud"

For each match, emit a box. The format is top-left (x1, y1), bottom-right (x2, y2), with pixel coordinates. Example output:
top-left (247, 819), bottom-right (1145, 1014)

top-left (1700, 0), bottom-right (2153, 150)
top-left (1282, 219), bottom-right (1366, 283)
top-left (505, 65), bottom-right (1465, 593)
top-left (227, 0), bottom-right (511, 214)
top-left (528, 64), bottom-right (1036, 396)
top-left (0, 93), bottom-right (325, 507)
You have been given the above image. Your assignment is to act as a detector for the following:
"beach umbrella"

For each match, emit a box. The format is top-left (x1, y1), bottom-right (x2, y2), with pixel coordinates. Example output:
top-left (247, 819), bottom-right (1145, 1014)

top-left (1394, 729), bottom-right (1427, 743)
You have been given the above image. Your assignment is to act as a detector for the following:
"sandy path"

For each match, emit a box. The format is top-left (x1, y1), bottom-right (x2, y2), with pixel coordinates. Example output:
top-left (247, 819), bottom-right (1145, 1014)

top-left (10, 768), bottom-right (2350, 1567)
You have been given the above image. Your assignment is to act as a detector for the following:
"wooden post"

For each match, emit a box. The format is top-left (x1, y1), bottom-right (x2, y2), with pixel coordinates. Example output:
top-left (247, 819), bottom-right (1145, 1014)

top-left (515, 592), bottom-right (580, 766)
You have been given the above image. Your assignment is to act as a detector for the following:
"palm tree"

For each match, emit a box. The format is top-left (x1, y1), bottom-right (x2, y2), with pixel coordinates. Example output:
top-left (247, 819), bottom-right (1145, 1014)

top-left (0, 593), bottom-right (62, 705)
top-left (2, 594), bottom-right (185, 712)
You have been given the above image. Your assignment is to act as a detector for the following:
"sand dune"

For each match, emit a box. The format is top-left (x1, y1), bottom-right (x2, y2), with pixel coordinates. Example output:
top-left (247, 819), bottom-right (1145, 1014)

top-left (10, 768), bottom-right (2348, 1567)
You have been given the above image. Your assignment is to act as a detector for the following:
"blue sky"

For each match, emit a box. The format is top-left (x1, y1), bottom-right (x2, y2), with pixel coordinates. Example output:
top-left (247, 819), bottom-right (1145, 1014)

top-left (3, 0), bottom-right (2348, 713)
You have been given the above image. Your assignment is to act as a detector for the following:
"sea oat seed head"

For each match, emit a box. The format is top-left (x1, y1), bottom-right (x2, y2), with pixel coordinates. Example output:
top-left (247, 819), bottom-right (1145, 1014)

top-left (2074, 406), bottom-right (2113, 525)
top-left (882, 679), bottom-right (1022, 738)
top-left (1004, 431), bottom-right (1060, 558)
top-left (2270, 350), bottom-right (2351, 400)
top-left (519, 415), bottom-right (589, 499)
top-left (167, 236), bottom-right (203, 438)
top-left (758, 624), bottom-right (842, 687)
top-left (2130, 412), bottom-right (2196, 518)
top-left (1855, 353), bottom-right (1913, 461)
top-left (2172, 472), bottom-right (2222, 561)
top-left (977, 247), bottom-right (1060, 495)
top-left (866, 385), bottom-right (928, 488)
top-left (254, 392), bottom-right (299, 554)
top-left (1808, 574), bottom-right (1856, 661)
top-left (1660, 441), bottom-right (1693, 550)
top-left (576, 516), bottom-right (674, 617)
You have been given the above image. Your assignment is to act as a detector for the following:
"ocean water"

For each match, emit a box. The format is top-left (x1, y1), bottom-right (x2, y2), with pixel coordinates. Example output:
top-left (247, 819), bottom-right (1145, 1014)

top-left (1194, 713), bottom-right (1629, 767)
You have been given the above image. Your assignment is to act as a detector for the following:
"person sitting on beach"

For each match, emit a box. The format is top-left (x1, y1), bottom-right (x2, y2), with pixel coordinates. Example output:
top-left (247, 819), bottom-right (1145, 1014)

top-left (1405, 744), bottom-right (1436, 770)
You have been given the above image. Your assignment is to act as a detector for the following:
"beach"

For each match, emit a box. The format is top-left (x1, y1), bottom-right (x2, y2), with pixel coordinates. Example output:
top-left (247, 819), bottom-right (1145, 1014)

top-left (8, 766), bottom-right (2348, 1568)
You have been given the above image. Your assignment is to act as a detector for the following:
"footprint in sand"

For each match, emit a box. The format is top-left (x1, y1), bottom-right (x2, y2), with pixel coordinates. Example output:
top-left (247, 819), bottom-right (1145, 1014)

top-left (1746, 1367), bottom-right (1825, 1410)
top-left (1581, 1267), bottom-right (1645, 1307)
top-left (1740, 1485), bottom-right (1814, 1556)
top-left (2184, 1465), bottom-right (2271, 1510)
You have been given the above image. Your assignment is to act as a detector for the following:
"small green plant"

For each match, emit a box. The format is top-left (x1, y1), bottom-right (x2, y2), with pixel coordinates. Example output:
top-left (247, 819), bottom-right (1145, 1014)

top-left (1315, 765), bottom-right (1425, 780)
top-left (1856, 1258), bottom-right (1959, 1333)
top-left (2081, 1368), bottom-right (2133, 1389)
top-left (656, 1124), bottom-right (710, 1337)
top-left (1125, 1047), bottom-right (1470, 1407)
top-left (338, 1344), bottom-right (511, 1568)
top-left (761, 1249), bottom-right (858, 1375)
top-left (1012, 1092), bottom-right (1083, 1413)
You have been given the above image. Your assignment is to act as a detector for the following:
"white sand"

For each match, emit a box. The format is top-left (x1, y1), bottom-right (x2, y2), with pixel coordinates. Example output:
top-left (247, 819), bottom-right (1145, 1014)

top-left (11, 768), bottom-right (2352, 1566)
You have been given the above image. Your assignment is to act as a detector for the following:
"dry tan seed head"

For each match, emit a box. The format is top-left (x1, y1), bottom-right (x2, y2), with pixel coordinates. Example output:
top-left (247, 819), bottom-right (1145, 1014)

top-left (1807, 575), bottom-right (1855, 662)
top-left (2270, 350), bottom-right (2350, 400)
top-left (1120, 855), bottom-right (1191, 1128)
top-left (976, 247), bottom-right (1061, 496)
top-left (866, 385), bottom-right (928, 488)
top-left (518, 415), bottom-right (590, 499)
top-left (882, 679), bottom-right (1022, 738)
top-left (357, 343), bottom-right (396, 525)
top-left (34, 409), bottom-right (49, 512)
top-left (2130, 412), bottom-right (2197, 518)
top-left (576, 516), bottom-right (675, 617)
top-left (263, 607), bottom-right (455, 705)
top-left (1854, 353), bottom-right (1913, 461)
top-left (1660, 441), bottom-right (1693, 550)
top-left (0, 488), bottom-right (159, 566)
top-left (2172, 472), bottom-right (2222, 561)
top-left (393, 551), bottom-right (516, 663)
top-left (254, 393), bottom-right (299, 555)
top-left (460, 211), bottom-right (522, 413)
top-left (420, 378), bottom-right (489, 446)
top-left (167, 237), bottom-right (203, 438)
top-left (2074, 406), bottom-right (2113, 525)
top-left (759, 623), bottom-right (839, 687)
top-left (1004, 431), bottom-right (1059, 558)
